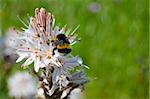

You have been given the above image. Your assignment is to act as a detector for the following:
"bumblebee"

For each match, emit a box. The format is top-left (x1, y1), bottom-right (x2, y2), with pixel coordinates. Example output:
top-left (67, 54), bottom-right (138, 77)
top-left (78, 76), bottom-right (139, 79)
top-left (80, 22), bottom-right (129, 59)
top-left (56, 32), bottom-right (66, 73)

top-left (52, 34), bottom-right (71, 55)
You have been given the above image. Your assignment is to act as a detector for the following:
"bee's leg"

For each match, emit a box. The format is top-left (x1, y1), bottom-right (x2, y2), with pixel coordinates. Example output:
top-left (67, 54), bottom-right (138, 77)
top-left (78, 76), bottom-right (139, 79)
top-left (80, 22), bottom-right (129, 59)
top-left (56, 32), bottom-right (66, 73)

top-left (52, 48), bottom-right (57, 55)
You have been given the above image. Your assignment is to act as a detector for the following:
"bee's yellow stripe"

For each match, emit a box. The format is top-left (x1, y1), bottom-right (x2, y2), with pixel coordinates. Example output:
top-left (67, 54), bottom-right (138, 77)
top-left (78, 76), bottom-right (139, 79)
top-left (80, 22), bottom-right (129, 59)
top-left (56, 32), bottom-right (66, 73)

top-left (57, 44), bottom-right (70, 49)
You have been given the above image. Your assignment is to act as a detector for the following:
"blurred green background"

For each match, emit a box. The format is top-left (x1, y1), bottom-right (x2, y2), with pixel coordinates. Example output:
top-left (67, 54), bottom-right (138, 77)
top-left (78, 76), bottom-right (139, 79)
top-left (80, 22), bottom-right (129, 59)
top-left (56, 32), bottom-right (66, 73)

top-left (0, 0), bottom-right (149, 99)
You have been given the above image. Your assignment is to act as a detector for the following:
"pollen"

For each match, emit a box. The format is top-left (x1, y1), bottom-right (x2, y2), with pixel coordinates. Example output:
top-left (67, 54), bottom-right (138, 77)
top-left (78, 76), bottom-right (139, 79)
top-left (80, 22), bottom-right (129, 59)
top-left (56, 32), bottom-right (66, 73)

top-left (39, 56), bottom-right (42, 61)
top-left (46, 50), bottom-right (52, 59)
top-left (34, 48), bottom-right (39, 55)
top-left (20, 44), bottom-right (23, 46)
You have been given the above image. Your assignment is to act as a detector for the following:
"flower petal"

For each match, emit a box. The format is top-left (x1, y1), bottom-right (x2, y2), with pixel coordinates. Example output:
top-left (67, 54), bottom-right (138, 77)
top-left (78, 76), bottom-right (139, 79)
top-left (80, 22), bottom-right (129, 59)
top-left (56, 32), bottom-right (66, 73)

top-left (16, 55), bottom-right (26, 63)
top-left (23, 57), bottom-right (34, 66)
top-left (48, 84), bottom-right (57, 96)
top-left (52, 67), bottom-right (61, 84)
top-left (34, 58), bottom-right (40, 72)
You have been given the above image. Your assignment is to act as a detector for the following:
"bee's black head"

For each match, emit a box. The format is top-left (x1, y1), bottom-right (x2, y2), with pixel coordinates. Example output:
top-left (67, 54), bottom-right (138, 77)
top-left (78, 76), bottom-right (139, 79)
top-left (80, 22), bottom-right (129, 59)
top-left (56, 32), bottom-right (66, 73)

top-left (56, 34), bottom-right (70, 44)
top-left (56, 34), bottom-right (66, 40)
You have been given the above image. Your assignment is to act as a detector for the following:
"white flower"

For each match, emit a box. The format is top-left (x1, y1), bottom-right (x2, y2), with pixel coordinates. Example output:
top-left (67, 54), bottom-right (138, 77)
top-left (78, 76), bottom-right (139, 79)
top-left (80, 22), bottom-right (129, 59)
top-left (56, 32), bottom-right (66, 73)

top-left (68, 71), bottom-right (89, 85)
top-left (69, 88), bottom-right (82, 99)
top-left (14, 8), bottom-right (78, 72)
top-left (60, 87), bottom-right (83, 99)
top-left (4, 27), bottom-right (18, 49)
top-left (2, 28), bottom-right (19, 62)
top-left (49, 67), bottom-right (69, 96)
top-left (48, 55), bottom-right (87, 96)
top-left (36, 88), bottom-right (45, 99)
top-left (7, 72), bottom-right (37, 98)
top-left (51, 55), bottom-right (82, 84)
top-left (12, 8), bottom-right (89, 98)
